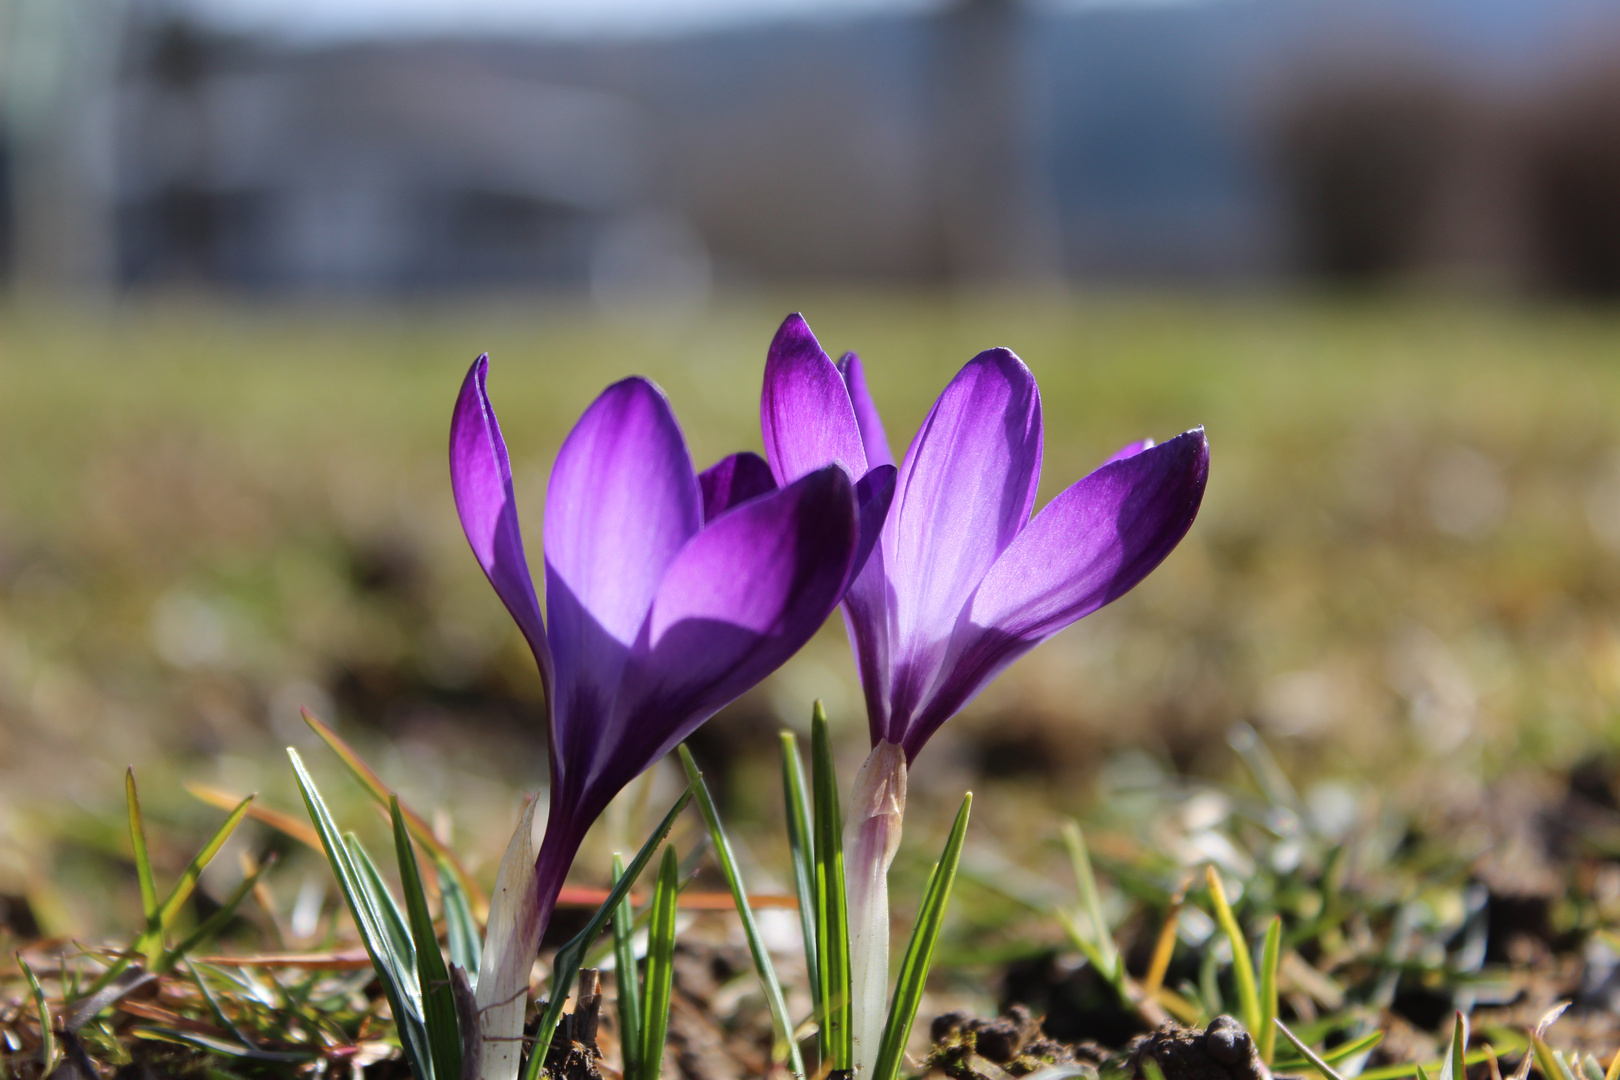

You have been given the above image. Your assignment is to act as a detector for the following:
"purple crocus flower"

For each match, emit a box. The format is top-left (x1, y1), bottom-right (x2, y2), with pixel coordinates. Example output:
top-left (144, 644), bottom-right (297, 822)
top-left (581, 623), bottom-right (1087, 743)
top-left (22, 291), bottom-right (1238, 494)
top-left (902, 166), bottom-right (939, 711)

top-left (761, 311), bottom-right (1209, 761)
top-left (450, 355), bottom-right (860, 1080)
top-left (759, 312), bottom-right (1209, 1068)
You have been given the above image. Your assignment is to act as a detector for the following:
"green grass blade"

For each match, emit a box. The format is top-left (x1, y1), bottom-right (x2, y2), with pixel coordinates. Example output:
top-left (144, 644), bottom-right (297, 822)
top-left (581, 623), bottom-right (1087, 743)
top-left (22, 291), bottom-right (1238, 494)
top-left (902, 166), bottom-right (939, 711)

top-left (1356, 1049), bottom-right (1498, 1080)
top-left (287, 748), bottom-right (432, 1080)
top-left (679, 744), bottom-right (806, 1078)
top-left (1204, 865), bottom-right (1260, 1038)
top-left (125, 769), bottom-right (158, 926)
top-left (1198, 945), bottom-right (1223, 1017)
top-left (133, 793), bottom-right (255, 963)
top-left (394, 796), bottom-right (462, 1080)
top-left (612, 854), bottom-right (642, 1080)
top-left (1257, 915), bottom-right (1282, 1064)
top-left (155, 853), bottom-right (279, 973)
top-left (870, 791), bottom-right (972, 1080)
top-left (187, 959), bottom-right (262, 1050)
top-left (1053, 906), bottom-right (1124, 994)
top-left (1274, 1029), bottom-right (1384, 1070)
top-left (1443, 1012), bottom-right (1469, 1080)
top-left (346, 833), bottom-right (418, 986)
top-left (18, 954), bottom-right (57, 1075)
top-left (640, 846), bottom-right (681, 1080)
top-left (1274, 1018), bottom-right (1347, 1080)
top-left (523, 787), bottom-right (693, 1080)
top-left (437, 855), bottom-right (481, 980)
top-left (780, 730), bottom-right (822, 1031)
top-left (1062, 820), bottom-right (1119, 983)
top-left (811, 701), bottom-right (852, 1071)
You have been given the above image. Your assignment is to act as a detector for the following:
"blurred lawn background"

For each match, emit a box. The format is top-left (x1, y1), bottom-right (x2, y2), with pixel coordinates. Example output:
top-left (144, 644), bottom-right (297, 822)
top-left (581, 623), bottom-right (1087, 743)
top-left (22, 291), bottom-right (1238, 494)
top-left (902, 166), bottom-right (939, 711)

top-left (4, 290), bottom-right (1620, 937)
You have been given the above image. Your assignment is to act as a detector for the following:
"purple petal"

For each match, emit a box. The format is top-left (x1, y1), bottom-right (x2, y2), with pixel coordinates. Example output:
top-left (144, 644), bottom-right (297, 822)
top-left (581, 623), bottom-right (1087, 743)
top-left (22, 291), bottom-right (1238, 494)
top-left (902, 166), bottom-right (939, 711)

top-left (840, 544), bottom-right (895, 748)
top-left (881, 348), bottom-right (1042, 736)
top-left (449, 355), bottom-right (552, 690)
top-left (698, 451), bottom-right (777, 522)
top-left (1102, 438), bottom-right (1155, 465)
top-left (544, 377), bottom-right (701, 776)
top-left (575, 466), bottom-right (858, 806)
top-left (836, 351), bottom-right (894, 469)
top-left (851, 464), bottom-right (896, 584)
top-left (760, 314), bottom-right (868, 485)
top-left (899, 427), bottom-right (1209, 759)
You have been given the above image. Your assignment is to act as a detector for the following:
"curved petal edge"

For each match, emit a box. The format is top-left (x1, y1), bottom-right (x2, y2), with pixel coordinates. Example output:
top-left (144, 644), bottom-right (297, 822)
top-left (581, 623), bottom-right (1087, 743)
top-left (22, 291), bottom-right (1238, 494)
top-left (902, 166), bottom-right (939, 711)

top-left (449, 354), bottom-right (552, 692)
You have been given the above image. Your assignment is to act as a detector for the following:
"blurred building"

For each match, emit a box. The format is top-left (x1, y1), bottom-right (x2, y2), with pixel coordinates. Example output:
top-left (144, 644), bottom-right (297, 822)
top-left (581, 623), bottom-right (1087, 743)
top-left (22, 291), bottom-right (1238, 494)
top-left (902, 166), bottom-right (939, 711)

top-left (10, 0), bottom-right (1620, 293)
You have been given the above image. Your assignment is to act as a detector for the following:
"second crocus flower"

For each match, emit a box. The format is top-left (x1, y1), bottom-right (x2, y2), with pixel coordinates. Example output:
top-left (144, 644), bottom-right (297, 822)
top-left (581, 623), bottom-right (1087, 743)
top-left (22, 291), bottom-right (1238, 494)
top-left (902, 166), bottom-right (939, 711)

top-left (760, 313), bottom-right (1210, 1071)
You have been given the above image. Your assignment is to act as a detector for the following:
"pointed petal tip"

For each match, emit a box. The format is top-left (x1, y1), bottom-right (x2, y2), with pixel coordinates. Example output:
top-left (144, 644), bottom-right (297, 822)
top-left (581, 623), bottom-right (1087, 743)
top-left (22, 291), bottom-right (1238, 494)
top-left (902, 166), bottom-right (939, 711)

top-left (600, 372), bottom-right (671, 407)
top-left (1166, 425), bottom-right (1210, 469)
top-left (837, 350), bottom-right (896, 470)
top-left (967, 345), bottom-right (1033, 378)
top-left (698, 451), bottom-right (778, 522)
top-left (769, 312), bottom-right (822, 355)
top-left (760, 313), bottom-right (867, 484)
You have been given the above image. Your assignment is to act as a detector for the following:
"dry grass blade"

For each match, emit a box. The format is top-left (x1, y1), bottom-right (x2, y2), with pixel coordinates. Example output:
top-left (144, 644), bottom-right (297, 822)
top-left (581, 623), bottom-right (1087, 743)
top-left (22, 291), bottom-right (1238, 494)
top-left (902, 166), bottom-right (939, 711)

top-left (1142, 874), bottom-right (1189, 997)
top-left (301, 708), bottom-right (487, 915)
top-left (65, 969), bottom-right (159, 1033)
top-left (187, 782), bottom-right (322, 851)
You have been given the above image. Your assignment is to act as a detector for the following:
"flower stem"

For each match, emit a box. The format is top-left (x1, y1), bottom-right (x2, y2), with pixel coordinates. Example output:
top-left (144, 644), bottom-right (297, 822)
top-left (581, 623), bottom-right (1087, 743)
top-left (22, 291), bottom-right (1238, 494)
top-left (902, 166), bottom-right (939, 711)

top-left (842, 741), bottom-right (907, 1076)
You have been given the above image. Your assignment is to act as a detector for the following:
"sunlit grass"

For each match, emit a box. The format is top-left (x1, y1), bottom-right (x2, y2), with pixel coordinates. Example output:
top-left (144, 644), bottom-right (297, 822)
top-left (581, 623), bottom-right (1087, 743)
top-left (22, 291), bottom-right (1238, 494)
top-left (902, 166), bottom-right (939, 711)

top-left (3, 290), bottom-right (1620, 936)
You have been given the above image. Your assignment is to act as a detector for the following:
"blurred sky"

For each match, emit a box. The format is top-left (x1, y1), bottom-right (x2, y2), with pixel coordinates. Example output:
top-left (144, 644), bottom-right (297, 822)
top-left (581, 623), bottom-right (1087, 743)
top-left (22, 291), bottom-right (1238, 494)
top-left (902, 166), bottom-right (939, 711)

top-left (175, 0), bottom-right (1187, 41)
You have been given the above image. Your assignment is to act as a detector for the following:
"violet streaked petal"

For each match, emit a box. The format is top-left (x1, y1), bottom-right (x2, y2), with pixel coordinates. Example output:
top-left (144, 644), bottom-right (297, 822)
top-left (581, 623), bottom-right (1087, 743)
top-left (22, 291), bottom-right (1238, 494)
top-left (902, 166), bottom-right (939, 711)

top-left (851, 464), bottom-right (896, 585)
top-left (698, 451), bottom-right (777, 523)
top-left (760, 314), bottom-right (868, 485)
top-left (972, 427), bottom-right (1207, 638)
top-left (578, 466), bottom-right (858, 804)
top-left (837, 465), bottom-right (897, 745)
top-left (544, 377), bottom-right (701, 775)
top-left (449, 355), bottom-right (552, 691)
top-left (899, 428), bottom-right (1209, 759)
top-left (840, 543), bottom-right (895, 747)
top-left (837, 351), bottom-right (894, 469)
top-left (884, 348), bottom-right (1042, 728)
top-left (1102, 437), bottom-right (1155, 466)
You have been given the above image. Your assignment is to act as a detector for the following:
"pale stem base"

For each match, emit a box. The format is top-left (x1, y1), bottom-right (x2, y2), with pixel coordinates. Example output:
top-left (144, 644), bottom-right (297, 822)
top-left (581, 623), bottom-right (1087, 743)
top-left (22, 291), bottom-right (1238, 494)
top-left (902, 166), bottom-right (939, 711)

top-left (843, 741), bottom-right (908, 1075)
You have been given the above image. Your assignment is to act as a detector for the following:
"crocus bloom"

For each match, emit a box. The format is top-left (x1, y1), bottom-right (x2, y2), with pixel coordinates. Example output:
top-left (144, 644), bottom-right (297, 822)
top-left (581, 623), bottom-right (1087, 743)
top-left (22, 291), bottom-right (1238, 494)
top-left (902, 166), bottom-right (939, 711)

top-left (760, 312), bottom-right (1209, 1069)
top-left (451, 356), bottom-right (861, 1080)
top-left (761, 311), bottom-right (1208, 758)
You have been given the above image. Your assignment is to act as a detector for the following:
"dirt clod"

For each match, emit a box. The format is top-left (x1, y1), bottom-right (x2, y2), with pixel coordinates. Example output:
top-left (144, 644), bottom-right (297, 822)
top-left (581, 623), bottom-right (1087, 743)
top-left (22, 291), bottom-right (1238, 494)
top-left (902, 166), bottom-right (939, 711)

top-left (928, 1004), bottom-right (1104, 1078)
top-left (1125, 1016), bottom-right (1271, 1080)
